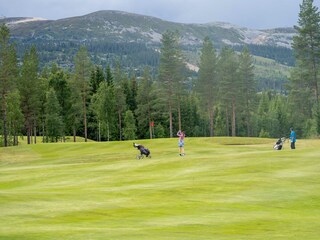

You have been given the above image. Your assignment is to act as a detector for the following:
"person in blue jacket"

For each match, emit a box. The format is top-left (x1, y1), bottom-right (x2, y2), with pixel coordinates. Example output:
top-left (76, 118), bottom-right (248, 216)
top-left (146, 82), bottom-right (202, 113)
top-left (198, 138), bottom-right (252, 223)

top-left (289, 128), bottom-right (296, 149)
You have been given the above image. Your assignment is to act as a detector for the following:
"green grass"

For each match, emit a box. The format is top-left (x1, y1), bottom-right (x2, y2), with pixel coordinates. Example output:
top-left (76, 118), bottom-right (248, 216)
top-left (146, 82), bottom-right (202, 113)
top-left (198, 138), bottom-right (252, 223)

top-left (1, 137), bottom-right (320, 239)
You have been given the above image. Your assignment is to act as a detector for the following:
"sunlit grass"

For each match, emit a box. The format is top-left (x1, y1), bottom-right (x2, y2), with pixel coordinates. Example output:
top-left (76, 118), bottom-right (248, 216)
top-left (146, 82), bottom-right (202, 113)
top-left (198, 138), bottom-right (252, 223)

top-left (1, 137), bottom-right (320, 239)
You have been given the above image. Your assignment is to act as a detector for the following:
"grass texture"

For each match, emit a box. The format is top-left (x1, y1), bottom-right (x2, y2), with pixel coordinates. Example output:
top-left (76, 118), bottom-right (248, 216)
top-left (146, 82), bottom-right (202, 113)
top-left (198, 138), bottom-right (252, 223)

top-left (1, 137), bottom-right (320, 239)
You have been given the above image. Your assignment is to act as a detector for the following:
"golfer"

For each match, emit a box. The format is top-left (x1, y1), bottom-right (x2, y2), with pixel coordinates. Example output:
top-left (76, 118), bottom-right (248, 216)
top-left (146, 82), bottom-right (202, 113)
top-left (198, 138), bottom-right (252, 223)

top-left (290, 127), bottom-right (296, 149)
top-left (177, 130), bottom-right (185, 156)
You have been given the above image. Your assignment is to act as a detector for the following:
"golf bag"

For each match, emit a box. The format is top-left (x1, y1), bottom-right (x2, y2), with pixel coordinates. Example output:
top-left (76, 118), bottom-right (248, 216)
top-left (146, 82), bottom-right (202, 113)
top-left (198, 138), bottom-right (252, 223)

top-left (133, 143), bottom-right (151, 159)
top-left (273, 137), bottom-right (286, 150)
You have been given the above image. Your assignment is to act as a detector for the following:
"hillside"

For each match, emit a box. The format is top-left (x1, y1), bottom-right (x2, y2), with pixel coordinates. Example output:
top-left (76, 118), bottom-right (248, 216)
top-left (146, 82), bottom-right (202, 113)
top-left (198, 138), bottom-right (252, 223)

top-left (1, 138), bottom-right (320, 239)
top-left (2, 11), bottom-right (296, 48)
top-left (1, 10), bottom-right (296, 90)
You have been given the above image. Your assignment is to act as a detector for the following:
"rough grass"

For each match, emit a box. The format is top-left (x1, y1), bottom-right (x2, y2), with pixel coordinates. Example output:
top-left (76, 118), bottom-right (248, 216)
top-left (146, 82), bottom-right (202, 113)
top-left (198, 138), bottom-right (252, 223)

top-left (1, 137), bottom-right (320, 240)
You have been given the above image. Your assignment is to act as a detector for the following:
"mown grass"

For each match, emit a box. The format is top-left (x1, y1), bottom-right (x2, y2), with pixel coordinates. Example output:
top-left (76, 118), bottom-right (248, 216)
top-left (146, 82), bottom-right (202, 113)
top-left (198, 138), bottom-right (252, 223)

top-left (1, 137), bottom-right (320, 239)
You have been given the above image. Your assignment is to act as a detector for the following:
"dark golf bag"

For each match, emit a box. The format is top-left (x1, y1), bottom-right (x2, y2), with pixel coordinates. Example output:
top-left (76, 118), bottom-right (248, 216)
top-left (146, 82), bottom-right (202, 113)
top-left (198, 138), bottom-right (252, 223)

top-left (133, 143), bottom-right (151, 159)
top-left (273, 137), bottom-right (286, 150)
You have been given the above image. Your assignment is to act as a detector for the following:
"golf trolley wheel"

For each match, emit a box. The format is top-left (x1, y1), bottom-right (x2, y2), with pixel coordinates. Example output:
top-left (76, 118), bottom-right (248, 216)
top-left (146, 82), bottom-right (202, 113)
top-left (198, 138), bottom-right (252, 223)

top-left (136, 155), bottom-right (144, 160)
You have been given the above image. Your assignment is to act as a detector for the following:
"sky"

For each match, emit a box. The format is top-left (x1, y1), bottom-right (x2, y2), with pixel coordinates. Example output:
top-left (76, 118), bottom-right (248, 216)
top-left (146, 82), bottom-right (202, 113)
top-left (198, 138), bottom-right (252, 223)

top-left (1, 0), bottom-right (320, 29)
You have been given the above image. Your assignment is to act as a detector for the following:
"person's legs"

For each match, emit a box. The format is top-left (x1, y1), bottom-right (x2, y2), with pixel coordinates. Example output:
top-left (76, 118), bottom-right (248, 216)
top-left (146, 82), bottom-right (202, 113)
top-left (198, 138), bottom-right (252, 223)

top-left (179, 141), bottom-right (185, 156)
top-left (180, 147), bottom-right (185, 156)
top-left (291, 141), bottom-right (296, 149)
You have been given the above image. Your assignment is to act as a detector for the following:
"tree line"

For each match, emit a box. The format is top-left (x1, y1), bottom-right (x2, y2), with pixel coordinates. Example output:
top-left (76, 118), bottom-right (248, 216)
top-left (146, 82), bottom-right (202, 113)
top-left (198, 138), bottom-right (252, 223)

top-left (1, 0), bottom-right (320, 146)
top-left (233, 44), bottom-right (295, 66)
top-left (13, 38), bottom-right (293, 92)
top-left (13, 38), bottom-right (160, 71)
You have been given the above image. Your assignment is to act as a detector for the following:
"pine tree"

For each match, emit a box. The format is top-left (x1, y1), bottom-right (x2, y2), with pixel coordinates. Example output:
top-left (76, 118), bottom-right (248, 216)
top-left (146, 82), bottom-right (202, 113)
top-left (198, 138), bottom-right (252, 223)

top-left (158, 30), bottom-right (186, 137)
top-left (0, 24), bottom-right (18, 147)
top-left (19, 46), bottom-right (41, 144)
top-left (291, 0), bottom-right (320, 135)
top-left (180, 94), bottom-right (201, 137)
top-left (196, 36), bottom-right (218, 136)
top-left (88, 65), bottom-right (105, 140)
top-left (45, 88), bottom-right (63, 142)
top-left (293, 0), bottom-right (320, 104)
top-left (68, 83), bottom-right (82, 142)
top-left (135, 67), bottom-right (154, 139)
top-left (6, 90), bottom-right (24, 145)
top-left (287, 67), bottom-right (313, 133)
top-left (91, 82), bottom-right (116, 141)
top-left (38, 70), bottom-right (49, 143)
top-left (238, 46), bottom-right (256, 136)
top-left (29, 46), bottom-right (41, 143)
top-left (113, 61), bottom-right (127, 140)
top-left (218, 47), bottom-right (240, 136)
top-left (114, 85), bottom-right (126, 140)
top-left (73, 46), bottom-right (92, 142)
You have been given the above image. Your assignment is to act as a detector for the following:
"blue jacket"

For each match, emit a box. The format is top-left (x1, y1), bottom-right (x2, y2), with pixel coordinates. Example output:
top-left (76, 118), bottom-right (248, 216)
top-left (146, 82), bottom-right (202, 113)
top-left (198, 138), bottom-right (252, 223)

top-left (290, 130), bottom-right (296, 143)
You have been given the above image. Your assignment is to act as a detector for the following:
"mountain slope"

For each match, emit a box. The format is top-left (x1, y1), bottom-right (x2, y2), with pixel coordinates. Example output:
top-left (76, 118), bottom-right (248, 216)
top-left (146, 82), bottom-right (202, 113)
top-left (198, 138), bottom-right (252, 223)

top-left (1, 10), bottom-right (296, 90)
top-left (2, 10), bottom-right (295, 48)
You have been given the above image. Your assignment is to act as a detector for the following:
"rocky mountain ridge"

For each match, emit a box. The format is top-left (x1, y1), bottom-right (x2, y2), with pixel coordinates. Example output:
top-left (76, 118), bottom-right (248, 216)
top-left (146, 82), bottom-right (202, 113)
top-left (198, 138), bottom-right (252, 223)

top-left (1, 10), bottom-right (296, 49)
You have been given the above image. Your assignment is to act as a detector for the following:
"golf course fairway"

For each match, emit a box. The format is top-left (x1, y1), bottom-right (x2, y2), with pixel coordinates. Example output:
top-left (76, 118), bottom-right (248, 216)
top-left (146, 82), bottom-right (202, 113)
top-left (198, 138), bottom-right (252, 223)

top-left (1, 137), bottom-right (319, 239)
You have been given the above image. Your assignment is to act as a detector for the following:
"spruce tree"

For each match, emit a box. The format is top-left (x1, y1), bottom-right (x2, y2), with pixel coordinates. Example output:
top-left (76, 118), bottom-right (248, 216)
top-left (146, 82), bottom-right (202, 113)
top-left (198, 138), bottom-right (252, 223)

top-left (123, 110), bottom-right (136, 140)
top-left (257, 92), bottom-right (272, 137)
top-left (48, 66), bottom-right (72, 139)
top-left (106, 64), bottom-right (114, 87)
top-left (128, 73), bottom-right (138, 113)
top-left (90, 66), bottom-right (105, 95)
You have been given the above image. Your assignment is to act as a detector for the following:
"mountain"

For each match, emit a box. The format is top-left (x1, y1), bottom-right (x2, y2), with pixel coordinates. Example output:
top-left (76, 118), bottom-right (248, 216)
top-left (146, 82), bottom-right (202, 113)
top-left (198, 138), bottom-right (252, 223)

top-left (2, 11), bottom-right (296, 47)
top-left (1, 10), bottom-right (296, 90)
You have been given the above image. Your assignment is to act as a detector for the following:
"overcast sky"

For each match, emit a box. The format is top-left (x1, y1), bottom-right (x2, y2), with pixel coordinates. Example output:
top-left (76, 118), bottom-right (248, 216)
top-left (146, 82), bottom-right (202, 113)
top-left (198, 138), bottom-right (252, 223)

top-left (1, 0), bottom-right (320, 29)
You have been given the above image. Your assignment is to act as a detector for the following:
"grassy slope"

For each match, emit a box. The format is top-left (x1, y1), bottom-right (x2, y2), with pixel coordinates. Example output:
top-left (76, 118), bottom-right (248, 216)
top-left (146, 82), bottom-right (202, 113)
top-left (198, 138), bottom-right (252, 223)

top-left (0, 137), bottom-right (320, 240)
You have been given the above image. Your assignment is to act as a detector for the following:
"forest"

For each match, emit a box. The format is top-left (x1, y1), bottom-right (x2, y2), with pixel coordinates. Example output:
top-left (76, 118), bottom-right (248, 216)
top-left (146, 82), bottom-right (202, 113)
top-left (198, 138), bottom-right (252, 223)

top-left (1, 0), bottom-right (320, 147)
